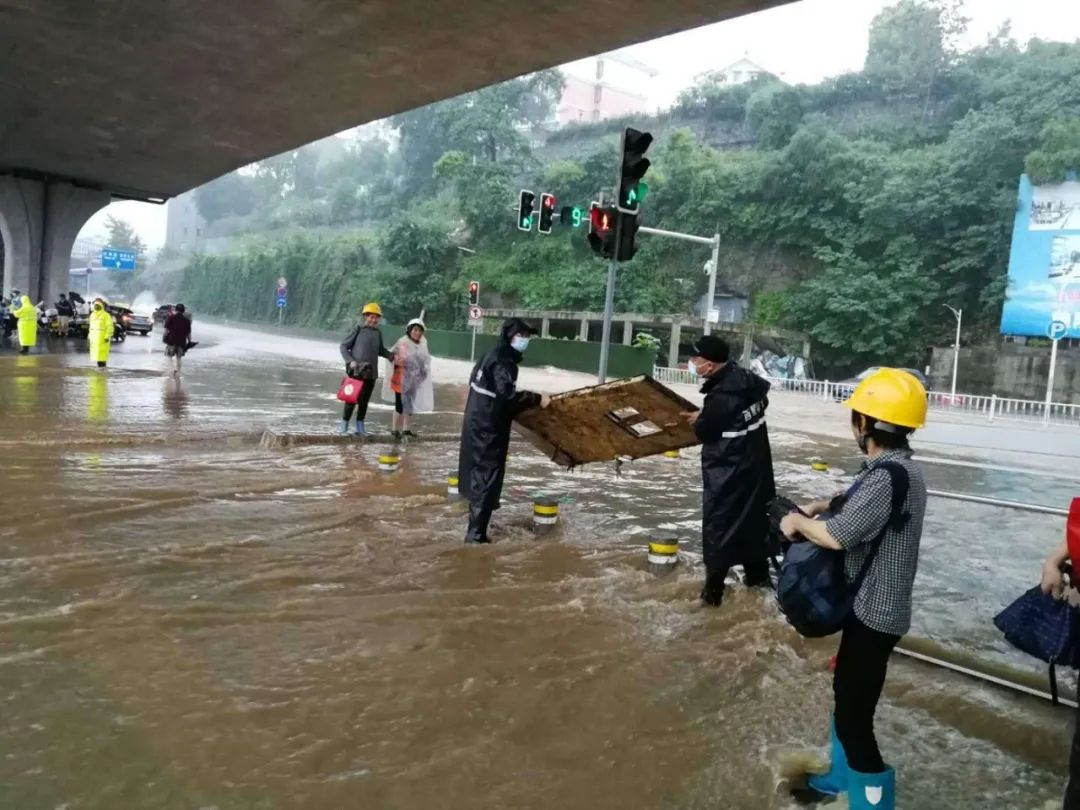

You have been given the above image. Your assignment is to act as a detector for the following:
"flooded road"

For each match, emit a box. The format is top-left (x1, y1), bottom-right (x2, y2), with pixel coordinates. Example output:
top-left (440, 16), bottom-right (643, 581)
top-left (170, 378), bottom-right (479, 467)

top-left (0, 327), bottom-right (1073, 809)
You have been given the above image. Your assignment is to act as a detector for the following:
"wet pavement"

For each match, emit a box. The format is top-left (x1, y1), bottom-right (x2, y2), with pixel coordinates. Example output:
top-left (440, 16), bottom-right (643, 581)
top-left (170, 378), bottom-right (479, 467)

top-left (0, 327), bottom-right (1073, 809)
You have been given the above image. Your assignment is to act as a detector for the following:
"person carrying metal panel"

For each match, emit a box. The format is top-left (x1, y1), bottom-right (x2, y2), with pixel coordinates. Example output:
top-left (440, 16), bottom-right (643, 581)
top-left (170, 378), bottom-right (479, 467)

top-left (682, 335), bottom-right (776, 606)
top-left (457, 317), bottom-right (549, 544)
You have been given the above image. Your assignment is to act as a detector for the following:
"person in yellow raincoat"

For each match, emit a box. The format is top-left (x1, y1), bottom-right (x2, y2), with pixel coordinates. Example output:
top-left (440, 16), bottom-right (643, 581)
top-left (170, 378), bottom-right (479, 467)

top-left (14, 295), bottom-right (39, 354)
top-left (88, 299), bottom-right (115, 368)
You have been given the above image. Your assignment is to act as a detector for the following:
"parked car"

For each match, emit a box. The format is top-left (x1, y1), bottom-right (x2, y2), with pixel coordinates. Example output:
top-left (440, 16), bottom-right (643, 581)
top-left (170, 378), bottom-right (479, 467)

top-left (833, 366), bottom-right (930, 402)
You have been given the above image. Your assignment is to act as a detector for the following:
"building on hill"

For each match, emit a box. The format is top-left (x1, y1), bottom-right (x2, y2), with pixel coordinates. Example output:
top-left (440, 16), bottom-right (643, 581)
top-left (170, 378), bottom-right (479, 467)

top-left (555, 51), bottom-right (659, 125)
top-left (165, 191), bottom-right (207, 254)
top-left (705, 56), bottom-right (776, 87)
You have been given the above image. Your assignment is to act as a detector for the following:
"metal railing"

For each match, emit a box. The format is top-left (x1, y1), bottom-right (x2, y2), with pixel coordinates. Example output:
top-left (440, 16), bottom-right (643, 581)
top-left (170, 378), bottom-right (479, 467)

top-left (653, 366), bottom-right (1080, 427)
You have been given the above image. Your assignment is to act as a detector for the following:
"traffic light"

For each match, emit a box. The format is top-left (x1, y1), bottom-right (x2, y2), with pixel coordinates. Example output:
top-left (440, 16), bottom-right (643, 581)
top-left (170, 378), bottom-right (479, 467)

top-left (616, 127), bottom-right (653, 214)
top-left (616, 211), bottom-right (640, 262)
top-left (517, 189), bottom-right (536, 231)
top-left (561, 206), bottom-right (587, 228)
top-left (468, 280), bottom-right (480, 306)
top-left (538, 192), bottom-right (556, 234)
top-left (587, 204), bottom-right (618, 259)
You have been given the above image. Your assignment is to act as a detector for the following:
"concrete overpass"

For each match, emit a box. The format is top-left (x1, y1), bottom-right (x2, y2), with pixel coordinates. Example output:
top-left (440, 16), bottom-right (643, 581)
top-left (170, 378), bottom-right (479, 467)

top-left (0, 0), bottom-right (790, 302)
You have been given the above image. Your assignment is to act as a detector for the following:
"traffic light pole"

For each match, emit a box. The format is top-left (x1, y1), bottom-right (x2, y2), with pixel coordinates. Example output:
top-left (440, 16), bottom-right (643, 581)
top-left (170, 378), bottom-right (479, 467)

top-left (597, 213), bottom-right (623, 384)
top-left (637, 225), bottom-right (721, 334)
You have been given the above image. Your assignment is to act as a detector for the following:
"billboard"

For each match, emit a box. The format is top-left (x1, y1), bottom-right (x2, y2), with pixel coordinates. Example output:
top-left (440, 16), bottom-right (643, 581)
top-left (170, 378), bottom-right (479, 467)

top-left (1000, 174), bottom-right (1080, 337)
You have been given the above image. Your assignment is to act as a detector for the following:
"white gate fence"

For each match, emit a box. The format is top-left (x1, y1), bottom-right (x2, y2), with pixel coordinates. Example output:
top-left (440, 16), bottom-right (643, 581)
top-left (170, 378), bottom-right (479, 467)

top-left (652, 366), bottom-right (1080, 428)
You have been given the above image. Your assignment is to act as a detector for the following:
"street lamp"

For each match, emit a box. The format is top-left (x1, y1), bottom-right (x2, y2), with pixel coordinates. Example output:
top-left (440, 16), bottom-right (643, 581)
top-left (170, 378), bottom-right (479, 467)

top-left (944, 305), bottom-right (962, 403)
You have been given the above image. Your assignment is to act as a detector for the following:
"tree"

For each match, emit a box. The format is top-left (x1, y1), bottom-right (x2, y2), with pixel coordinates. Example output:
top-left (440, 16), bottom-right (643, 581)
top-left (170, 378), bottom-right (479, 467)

top-left (865, 0), bottom-right (952, 97)
top-left (104, 215), bottom-right (147, 267)
top-left (104, 215), bottom-right (149, 298)
top-left (1026, 118), bottom-right (1080, 184)
top-left (194, 172), bottom-right (257, 222)
top-left (745, 83), bottom-right (804, 149)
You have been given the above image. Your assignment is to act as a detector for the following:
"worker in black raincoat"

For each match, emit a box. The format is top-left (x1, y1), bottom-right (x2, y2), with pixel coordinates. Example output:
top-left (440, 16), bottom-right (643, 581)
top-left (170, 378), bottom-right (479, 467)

top-left (684, 335), bottom-right (776, 606)
top-left (458, 317), bottom-right (550, 544)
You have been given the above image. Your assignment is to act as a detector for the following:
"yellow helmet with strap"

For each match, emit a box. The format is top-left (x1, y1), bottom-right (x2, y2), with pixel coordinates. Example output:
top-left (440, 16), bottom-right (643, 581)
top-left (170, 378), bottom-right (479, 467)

top-left (362, 302), bottom-right (383, 317)
top-left (843, 368), bottom-right (927, 429)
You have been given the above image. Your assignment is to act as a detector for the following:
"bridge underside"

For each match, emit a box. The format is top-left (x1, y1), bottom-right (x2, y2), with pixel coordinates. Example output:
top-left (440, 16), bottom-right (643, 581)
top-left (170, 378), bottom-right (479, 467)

top-left (0, 0), bottom-right (789, 200)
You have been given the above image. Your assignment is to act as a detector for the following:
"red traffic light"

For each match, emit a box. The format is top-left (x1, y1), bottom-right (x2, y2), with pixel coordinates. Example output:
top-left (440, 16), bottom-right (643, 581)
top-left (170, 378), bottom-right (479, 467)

top-left (590, 206), bottom-right (612, 234)
top-left (468, 281), bottom-right (480, 306)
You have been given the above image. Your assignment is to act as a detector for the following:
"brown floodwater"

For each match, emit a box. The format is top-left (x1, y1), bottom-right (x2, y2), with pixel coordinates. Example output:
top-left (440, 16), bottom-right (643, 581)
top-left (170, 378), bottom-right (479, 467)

top-left (0, 326), bottom-right (1073, 809)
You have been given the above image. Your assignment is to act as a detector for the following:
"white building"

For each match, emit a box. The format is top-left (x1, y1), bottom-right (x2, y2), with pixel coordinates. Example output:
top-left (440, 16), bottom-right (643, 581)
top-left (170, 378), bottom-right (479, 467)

top-left (707, 56), bottom-right (774, 87)
top-left (164, 191), bottom-right (207, 253)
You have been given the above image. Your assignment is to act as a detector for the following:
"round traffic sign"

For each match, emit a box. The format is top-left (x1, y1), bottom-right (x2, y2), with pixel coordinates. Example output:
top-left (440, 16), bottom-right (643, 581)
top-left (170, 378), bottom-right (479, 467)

top-left (468, 305), bottom-right (483, 321)
top-left (1048, 320), bottom-right (1069, 340)
top-left (277, 277), bottom-right (288, 289)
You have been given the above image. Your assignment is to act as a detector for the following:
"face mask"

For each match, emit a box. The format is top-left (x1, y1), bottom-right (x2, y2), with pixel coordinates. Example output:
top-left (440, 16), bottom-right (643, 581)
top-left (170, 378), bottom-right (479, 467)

top-left (511, 336), bottom-right (530, 353)
top-left (687, 362), bottom-right (699, 378)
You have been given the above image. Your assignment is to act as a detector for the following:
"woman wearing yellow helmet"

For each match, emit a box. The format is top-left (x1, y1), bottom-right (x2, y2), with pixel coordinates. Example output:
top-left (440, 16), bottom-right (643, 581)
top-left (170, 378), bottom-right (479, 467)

top-left (338, 302), bottom-right (394, 436)
top-left (780, 368), bottom-right (928, 810)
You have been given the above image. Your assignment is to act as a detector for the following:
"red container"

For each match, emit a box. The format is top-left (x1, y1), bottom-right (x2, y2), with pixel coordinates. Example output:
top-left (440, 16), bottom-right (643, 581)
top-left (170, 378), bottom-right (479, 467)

top-left (337, 377), bottom-right (363, 404)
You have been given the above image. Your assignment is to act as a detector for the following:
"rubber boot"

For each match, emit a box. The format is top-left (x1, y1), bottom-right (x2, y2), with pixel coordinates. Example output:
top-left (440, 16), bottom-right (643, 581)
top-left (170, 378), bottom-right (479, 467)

top-left (354, 420), bottom-right (367, 437)
top-left (807, 718), bottom-right (849, 797)
top-left (700, 573), bottom-right (726, 606)
top-left (338, 420), bottom-right (349, 436)
top-left (465, 504), bottom-right (492, 544)
top-left (848, 766), bottom-right (895, 810)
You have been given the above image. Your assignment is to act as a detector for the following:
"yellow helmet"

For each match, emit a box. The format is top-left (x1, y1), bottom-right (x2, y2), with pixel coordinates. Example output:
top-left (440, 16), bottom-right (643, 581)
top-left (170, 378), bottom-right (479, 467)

top-left (843, 367), bottom-right (927, 429)
top-left (362, 302), bottom-right (383, 317)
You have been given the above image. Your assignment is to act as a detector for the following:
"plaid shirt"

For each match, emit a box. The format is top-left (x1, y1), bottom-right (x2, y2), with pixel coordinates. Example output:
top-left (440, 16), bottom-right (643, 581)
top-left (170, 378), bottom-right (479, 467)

top-left (825, 449), bottom-right (927, 636)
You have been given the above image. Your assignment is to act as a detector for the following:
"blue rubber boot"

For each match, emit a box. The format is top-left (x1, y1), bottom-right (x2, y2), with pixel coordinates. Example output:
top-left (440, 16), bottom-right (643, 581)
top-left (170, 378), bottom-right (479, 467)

top-left (807, 717), bottom-right (849, 797)
top-left (354, 420), bottom-right (367, 437)
top-left (338, 420), bottom-right (349, 436)
top-left (848, 766), bottom-right (895, 810)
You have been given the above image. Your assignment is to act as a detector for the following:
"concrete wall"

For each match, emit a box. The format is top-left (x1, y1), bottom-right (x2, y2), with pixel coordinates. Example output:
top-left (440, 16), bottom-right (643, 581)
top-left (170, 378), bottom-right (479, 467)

top-left (381, 323), bottom-right (657, 379)
top-left (929, 344), bottom-right (1080, 402)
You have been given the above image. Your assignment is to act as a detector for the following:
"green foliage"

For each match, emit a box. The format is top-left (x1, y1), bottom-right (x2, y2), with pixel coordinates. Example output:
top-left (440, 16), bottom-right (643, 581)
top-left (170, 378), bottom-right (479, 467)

top-left (675, 74), bottom-right (764, 122)
top-left (745, 83), bottom-right (804, 148)
top-left (632, 331), bottom-right (662, 351)
top-left (865, 0), bottom-right (948, 96)
top-left (194, 173), bottom-right (257, 222)
top-left (749, 290), bottom-right (789, 326)
top-left (1026, 118), bottom-right (1080, 184)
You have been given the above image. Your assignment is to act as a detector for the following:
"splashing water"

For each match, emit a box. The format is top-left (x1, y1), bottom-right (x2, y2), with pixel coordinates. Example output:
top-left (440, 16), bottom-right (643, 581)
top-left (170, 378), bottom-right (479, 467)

top-left (130, 290), bottom-right (159, 315)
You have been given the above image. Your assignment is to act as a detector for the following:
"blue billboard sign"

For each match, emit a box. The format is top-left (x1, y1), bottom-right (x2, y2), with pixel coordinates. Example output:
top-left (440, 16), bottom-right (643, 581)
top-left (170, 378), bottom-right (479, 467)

top-left (1000, 173), bottom-right (1080, 337)
top-left (100, 248), bottom-right (137, 271)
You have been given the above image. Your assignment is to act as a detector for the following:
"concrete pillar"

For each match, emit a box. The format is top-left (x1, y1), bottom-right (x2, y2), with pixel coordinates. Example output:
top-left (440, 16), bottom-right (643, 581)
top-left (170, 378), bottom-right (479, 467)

top-left (741, 332), bottom-right (753, 364)
top-left (0, 176), bottom-right (110, 303)
top-left (579, 318), bottom-right (589, 341)
top-left (668, 323), bottom-right (682, 368)
top-left (541, 317), bottom-right (551, 339)
top-left (622, 321), bottom-right (633, 346)
top-left (802, 339), bottom-right (811, 360)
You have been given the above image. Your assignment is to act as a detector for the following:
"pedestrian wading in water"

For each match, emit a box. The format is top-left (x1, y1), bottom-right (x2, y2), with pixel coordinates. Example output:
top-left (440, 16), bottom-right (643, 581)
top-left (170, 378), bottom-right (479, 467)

top-left (457, 317), bottom-right (550, 544)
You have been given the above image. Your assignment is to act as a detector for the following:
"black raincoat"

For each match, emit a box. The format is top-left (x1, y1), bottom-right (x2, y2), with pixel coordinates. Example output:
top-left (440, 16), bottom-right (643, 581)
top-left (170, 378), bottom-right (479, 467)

top-left (458, 324), bottom-right (541, 540)
top-left (695, 363), bottom-right (776, 578)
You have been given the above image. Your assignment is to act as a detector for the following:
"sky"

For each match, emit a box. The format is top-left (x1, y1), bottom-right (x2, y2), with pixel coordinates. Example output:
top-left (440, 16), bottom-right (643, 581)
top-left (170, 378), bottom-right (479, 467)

top-left (79, 0), bottom-right (1080, 252)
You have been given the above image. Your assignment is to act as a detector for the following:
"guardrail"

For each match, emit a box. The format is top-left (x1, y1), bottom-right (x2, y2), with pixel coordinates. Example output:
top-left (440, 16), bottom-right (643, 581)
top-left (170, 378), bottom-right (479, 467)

top-left (652, 366), bottom-right (1080, 427)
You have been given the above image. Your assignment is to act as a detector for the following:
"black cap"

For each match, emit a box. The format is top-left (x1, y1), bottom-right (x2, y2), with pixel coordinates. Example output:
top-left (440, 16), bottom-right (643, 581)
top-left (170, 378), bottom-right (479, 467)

top-left (691, 335), bottom-right (730, 363)
top-left (501, 317), bottom-right (538, 341)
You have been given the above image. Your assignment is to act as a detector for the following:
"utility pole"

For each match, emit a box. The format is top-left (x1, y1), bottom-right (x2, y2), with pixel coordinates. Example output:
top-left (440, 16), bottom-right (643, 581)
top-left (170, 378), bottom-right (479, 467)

top-left (597, 211), bottom-right (622, 384)
top-left (944, 305), bottom-right (962, 402)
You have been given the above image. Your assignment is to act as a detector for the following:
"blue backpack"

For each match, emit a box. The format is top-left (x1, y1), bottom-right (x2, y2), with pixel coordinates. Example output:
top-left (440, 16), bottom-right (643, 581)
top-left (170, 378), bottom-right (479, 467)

top-left (775, 461), bottom-right (909, 638)
top-left (994, 581), bottom-right (1080, 704)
